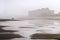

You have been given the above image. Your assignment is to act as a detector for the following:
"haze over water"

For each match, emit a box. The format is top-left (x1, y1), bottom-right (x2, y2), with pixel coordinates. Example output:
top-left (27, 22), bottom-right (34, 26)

top-left (0, 19), bottom-right (60, 40)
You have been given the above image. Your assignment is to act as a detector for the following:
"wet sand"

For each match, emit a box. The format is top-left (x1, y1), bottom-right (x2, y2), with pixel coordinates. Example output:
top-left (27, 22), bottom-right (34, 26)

top-left (7, 38), bottom-right (58, 40)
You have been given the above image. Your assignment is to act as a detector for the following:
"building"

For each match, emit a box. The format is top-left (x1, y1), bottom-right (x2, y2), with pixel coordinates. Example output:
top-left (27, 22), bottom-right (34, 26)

top-left (29, 8), bottom-right (54, 19)
top-left (28, 8), bottom-right (55, 27)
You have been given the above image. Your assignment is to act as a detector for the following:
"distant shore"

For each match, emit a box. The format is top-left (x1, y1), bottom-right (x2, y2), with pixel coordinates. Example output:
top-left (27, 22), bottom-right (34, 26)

top-left (0, 19), bottom-right (20, 21)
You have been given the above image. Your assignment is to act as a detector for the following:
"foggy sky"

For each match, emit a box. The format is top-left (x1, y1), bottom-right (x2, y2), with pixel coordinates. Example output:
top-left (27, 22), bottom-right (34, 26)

top-left (0, 0), bottom-right (60, 18)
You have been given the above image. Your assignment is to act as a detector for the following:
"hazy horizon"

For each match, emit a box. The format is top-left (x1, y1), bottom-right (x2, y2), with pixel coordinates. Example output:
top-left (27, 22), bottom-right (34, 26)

top-left (0, 0), bottom-right (60, 18)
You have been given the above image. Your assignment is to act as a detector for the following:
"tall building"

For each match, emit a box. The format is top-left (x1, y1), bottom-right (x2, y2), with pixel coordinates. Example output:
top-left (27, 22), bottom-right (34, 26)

top-left (28, 8), bottom-right (54, 27)
top-left (29, 8), bottom-right (54, 18)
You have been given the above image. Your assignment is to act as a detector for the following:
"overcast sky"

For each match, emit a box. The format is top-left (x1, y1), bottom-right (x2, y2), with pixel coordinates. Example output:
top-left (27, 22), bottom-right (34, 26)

top-left (0, 0), bottom-right (60, 18)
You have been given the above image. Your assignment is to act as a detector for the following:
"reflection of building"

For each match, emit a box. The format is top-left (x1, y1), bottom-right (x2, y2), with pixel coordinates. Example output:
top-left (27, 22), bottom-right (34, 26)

top-left (29, 8), bottom-right (54, 18)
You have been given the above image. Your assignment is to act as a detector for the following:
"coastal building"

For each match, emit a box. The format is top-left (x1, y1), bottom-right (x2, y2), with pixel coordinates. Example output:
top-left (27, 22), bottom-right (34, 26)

top-left (29, 8), bottom-right (54, 18)
top-left (28, 8), bottom-right (55, 27)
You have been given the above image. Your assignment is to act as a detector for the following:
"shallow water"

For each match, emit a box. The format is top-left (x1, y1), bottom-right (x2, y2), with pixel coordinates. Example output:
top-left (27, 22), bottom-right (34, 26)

top-left (2, 38), bottom-right (57, 40)
top-left (11, 38), bottom-right (57, 40)
top-left (0, 19), bottom-right (60, 40)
